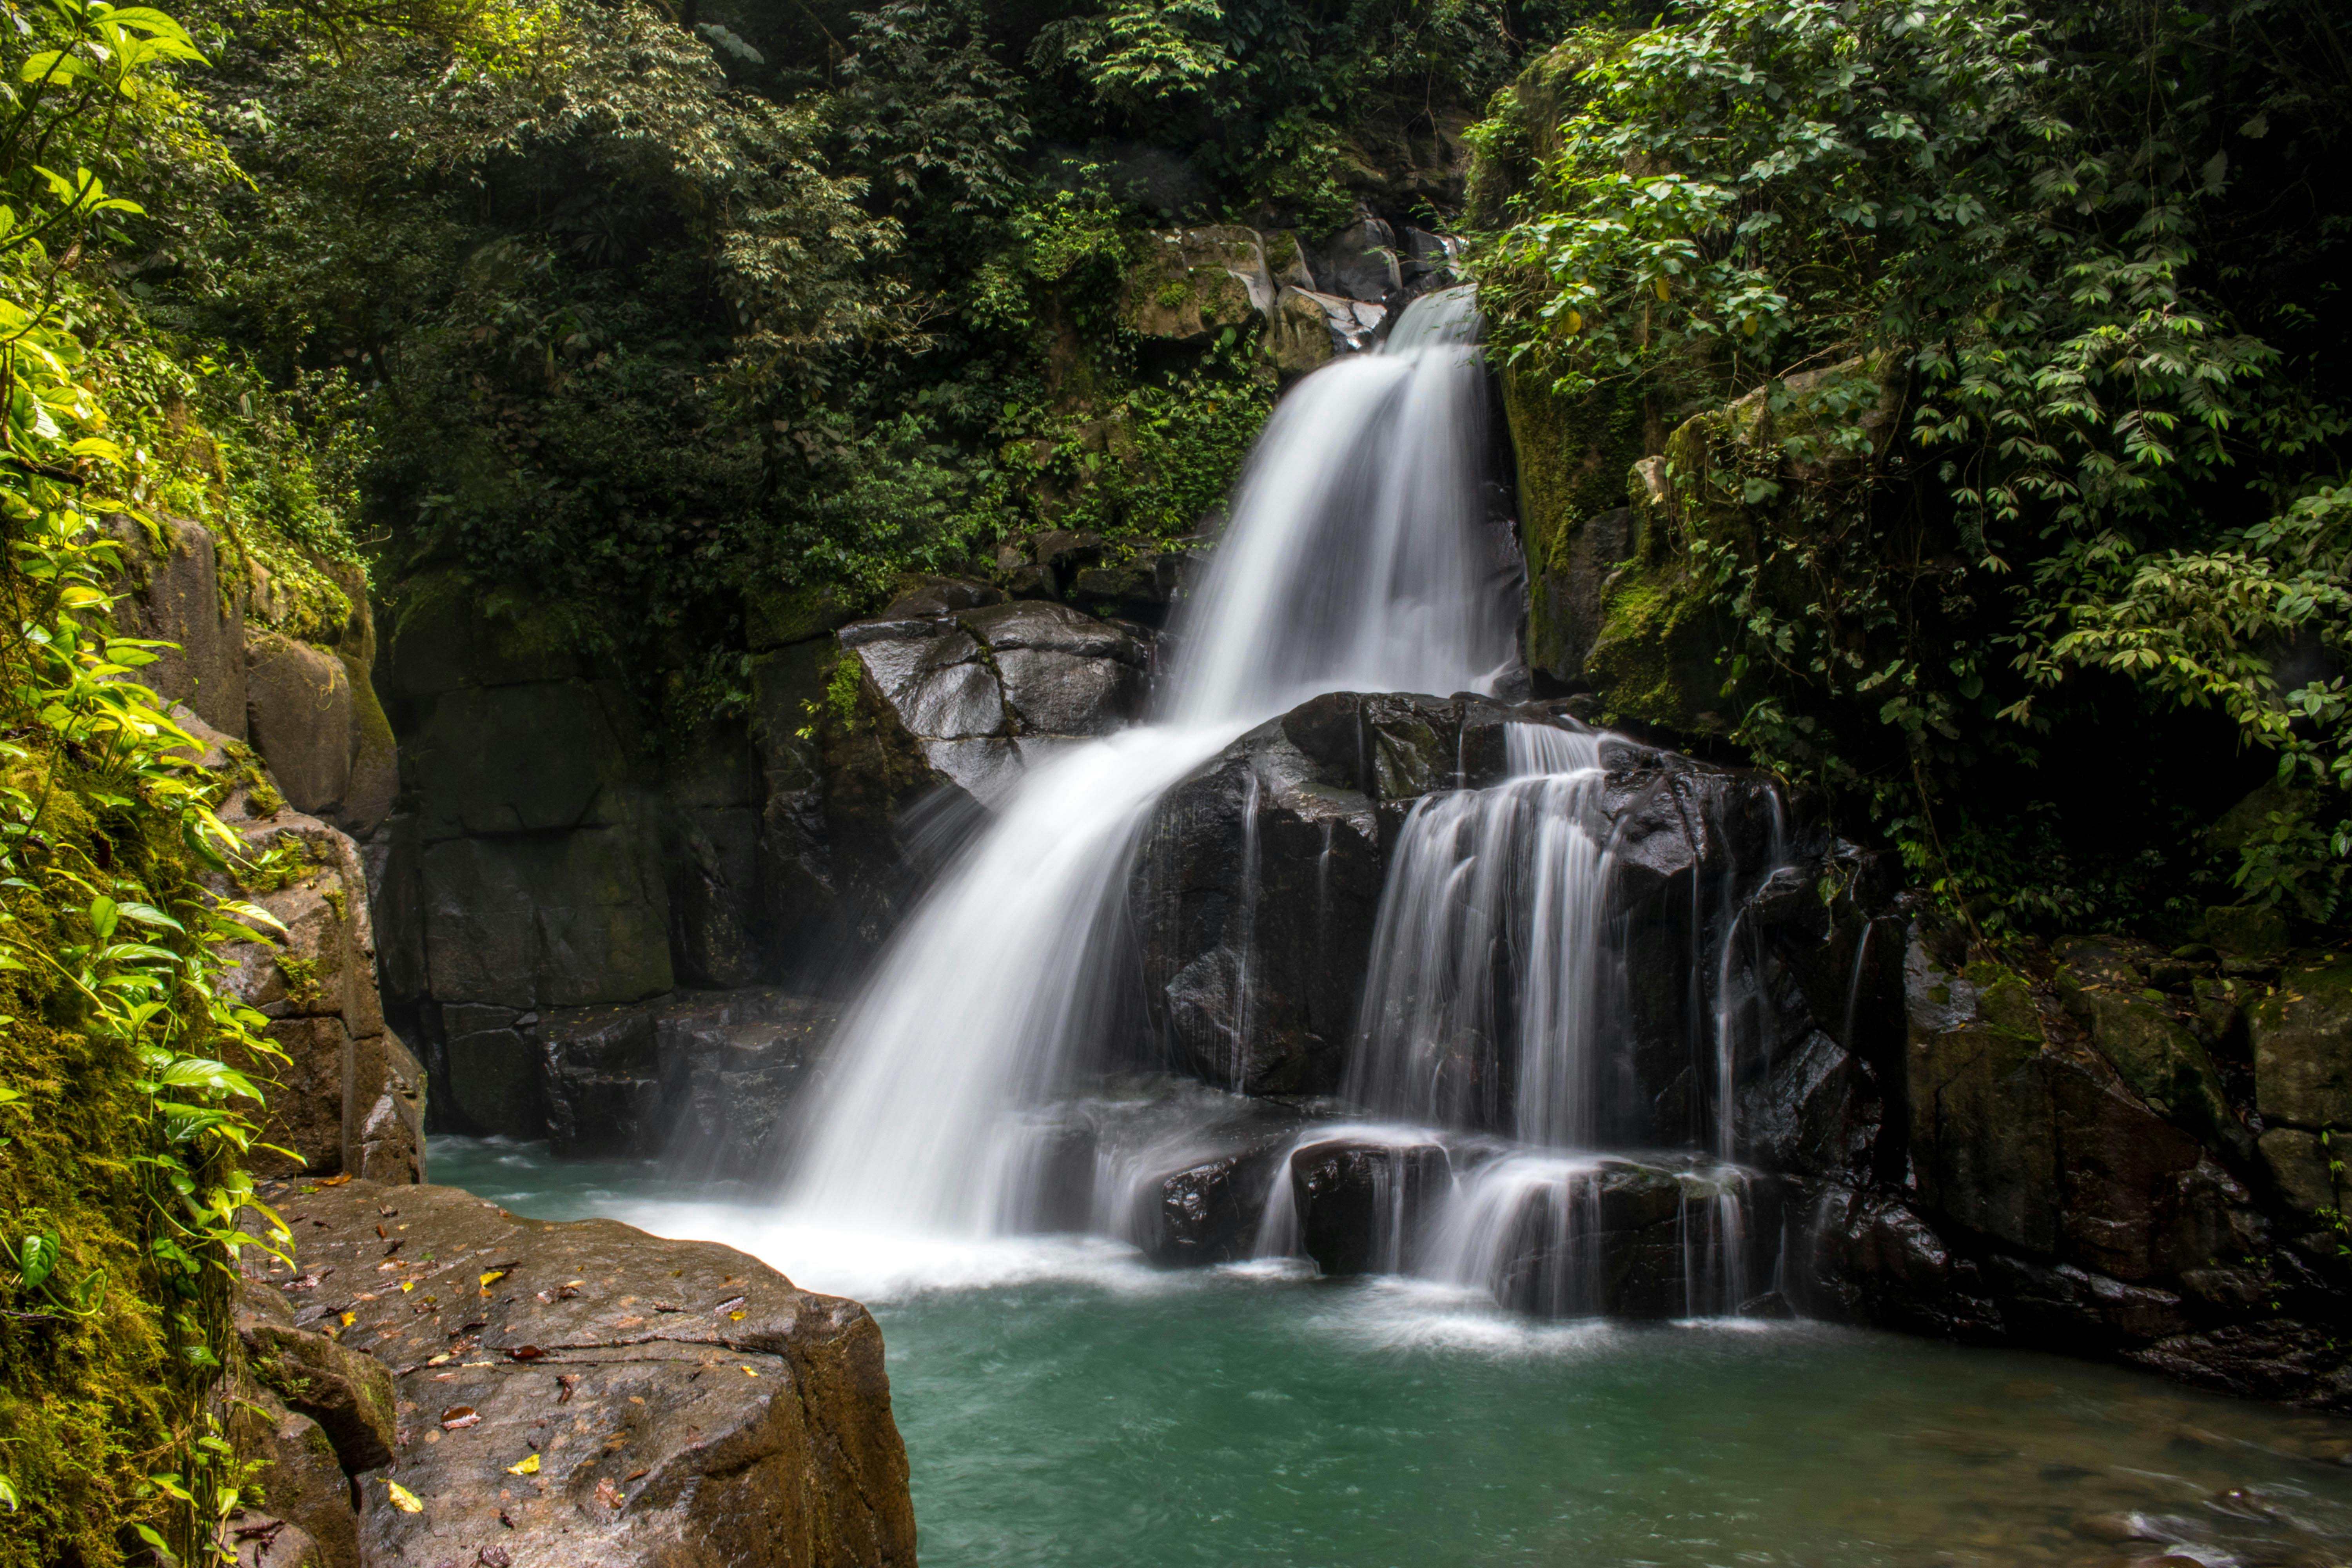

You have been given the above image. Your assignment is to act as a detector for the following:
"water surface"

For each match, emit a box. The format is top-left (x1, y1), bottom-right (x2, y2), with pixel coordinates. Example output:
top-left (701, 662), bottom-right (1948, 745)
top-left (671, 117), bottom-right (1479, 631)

top-left (429, 1136), bottom-right (2352, 1568)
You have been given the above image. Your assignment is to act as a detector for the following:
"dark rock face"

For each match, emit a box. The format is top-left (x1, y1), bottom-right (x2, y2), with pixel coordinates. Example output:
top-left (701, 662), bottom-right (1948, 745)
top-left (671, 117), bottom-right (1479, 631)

top-left (536, 988), bottom-right (837, 1175)
top-left (1131, 691), bottom-right (1789, 1130)
top-left (1781, 924), bottom-right (2352, 1412)
top-left (1285, 1137), bottom-right (1451, 1275)
top-left (1131, 714), bottom-right (1387, 1095)
top-left (237, 1178), bottom-right (916, 1568)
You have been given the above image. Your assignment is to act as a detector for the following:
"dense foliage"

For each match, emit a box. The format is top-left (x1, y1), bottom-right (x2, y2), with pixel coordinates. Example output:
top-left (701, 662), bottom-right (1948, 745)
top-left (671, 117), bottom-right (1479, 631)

top-left (137, 0), bottom-right (1581, 730)
top-left (1476, 0), bottom-right (2352, 931)
top-left (0, 3), bottom-right (314, 1559)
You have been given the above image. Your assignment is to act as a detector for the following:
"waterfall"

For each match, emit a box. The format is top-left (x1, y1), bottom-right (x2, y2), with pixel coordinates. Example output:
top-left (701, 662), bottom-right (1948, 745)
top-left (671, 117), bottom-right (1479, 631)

top-left (1345, 722), bottom-right (1612, 1146)
top-left (782, 289), bottom-right (1512, 1233)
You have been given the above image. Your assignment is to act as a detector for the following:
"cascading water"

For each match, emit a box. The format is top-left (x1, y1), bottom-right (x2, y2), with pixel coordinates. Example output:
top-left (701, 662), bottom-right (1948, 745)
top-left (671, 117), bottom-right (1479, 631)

top-left (783, 287), bottom-right (1514, 1233)
top-left (1346, 723), bottom-right (1612, 1145)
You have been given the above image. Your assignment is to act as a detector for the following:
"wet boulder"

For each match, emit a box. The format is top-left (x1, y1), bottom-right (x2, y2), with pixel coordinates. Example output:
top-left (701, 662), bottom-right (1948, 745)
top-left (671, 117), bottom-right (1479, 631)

top-left (536, 989), bottom-right (836, 1166)
top-left (539, 998), bottom-right (665, 1157)
top-left (249, 1177), bottom-right (916, 1568)
top-left (438, 1002), bottom-right (542, 1139)
top-left (1131, 717), bottom-right (1386, 1094)
top-left (1284, 1137), bottom-right (1450, 1276)
top-left (654, 989), bottom-right (837, 1180)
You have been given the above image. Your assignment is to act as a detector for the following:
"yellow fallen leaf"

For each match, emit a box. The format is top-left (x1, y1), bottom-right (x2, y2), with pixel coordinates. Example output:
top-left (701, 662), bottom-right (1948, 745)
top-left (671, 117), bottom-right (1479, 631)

top-left (507, 1453), bottom-right (541, 1475)
top-left (401, 1281), bottom-right (415, 1292)
top-left (386, 1479), bottom-right (423, 1513)
top-left (728, 1310), bottom-right (746, 1322)
top-left (340, 1311), bottom-right (356, 1327)
top-left (480, 1270), bottom-right (507, 1287)
top-left (740, 1366), bottom-right (759, 1378)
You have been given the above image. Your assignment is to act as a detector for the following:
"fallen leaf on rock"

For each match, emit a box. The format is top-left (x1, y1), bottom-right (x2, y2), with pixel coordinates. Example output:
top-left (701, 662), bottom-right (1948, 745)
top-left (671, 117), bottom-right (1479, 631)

top-left (653, 1301), bottom-right (681, 1313)
top-left (505, 1345), bottom-right (545, 1362)
top-left (479, 1270), bottom-right (507, 1289)
top-left (624, 1467), bottom-right (649, 1482)
top-left (319, 1173), bottom-right (352, 1187)
top-left (401, 1281), bottom-right (416, 1293)
top-left (440, 1406), bottom-right (479, 1430)
top-left (477, 1549), bottom-right (512, 1568)
top-left (426, 1353), bottom-right (452, 1367)
top-left (339, 1311), bottom-right (356, 1327)
top-left (740, 1366), bottom-right (759, 1378)
top-left (594, 1477), bottom-right (624, 1509)
top-left (386, 1479), bottom-right (423, 1513)
top-left (505, 1454), bottom-right (539, 1475)
top-left (729, 1311), bottom-right (746, 1322)
top-left (556, 1374), bottom-right (579, 1404)
top-left (558, 1280), bottom-right (582, 1299)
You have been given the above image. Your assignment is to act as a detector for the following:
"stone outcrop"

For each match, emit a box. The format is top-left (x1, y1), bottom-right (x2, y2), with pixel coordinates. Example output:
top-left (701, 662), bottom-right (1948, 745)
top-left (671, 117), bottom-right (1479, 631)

top-left (1768, 914), bottom-right (2352, 1410)
top-left (225, 1177), bottom-right (916, 1567)
top-left (838, 594), bottom-right (1149, 802)
top-left (1123, 215), bottom-right (1466, 370)
top-left (156, 709), bottom-right (422, 1187)
top-left (537, 987), bottom-right (838, 1176)
top-left (110, 513), bottom-right (396, 838)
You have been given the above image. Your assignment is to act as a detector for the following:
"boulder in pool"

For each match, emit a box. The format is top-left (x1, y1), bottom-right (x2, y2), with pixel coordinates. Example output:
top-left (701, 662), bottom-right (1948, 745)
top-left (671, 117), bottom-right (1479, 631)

top-left (244, 1177), bottom-right (916, 1567)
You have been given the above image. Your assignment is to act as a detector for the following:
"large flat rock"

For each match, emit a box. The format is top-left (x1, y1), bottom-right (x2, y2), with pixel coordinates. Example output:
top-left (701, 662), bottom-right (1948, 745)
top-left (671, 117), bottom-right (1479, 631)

top-left (252, 1178), bottom-right (914, 1566)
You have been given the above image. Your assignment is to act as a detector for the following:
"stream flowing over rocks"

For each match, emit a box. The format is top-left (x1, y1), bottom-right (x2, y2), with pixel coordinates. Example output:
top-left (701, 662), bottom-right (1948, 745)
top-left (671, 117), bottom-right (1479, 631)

top-left (327, 281), bottom-right (2351, 1419)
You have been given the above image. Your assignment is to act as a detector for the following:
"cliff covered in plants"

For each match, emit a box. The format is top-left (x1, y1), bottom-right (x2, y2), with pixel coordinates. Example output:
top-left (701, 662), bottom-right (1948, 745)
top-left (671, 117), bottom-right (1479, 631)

top-left (1470, 0), bottom-right (2351, 938)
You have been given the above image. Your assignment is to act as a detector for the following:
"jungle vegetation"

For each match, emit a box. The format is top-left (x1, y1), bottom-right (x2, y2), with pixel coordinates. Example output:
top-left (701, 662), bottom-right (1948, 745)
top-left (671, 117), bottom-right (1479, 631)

top-left (0, 0), bottom-right (2346, 1555)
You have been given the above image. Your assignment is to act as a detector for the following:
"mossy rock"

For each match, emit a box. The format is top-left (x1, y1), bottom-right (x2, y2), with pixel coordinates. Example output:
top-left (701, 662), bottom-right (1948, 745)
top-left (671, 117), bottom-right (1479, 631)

top-left (1499, 360), bottom-right (1648, 683)
top-left (744, 578), bottom-right (855, 651)
top-left (1580, 553), bottom-right (1736, 736)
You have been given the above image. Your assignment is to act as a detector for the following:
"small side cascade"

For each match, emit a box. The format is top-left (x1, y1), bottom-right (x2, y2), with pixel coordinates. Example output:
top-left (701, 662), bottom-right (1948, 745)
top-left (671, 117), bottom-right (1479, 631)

top-left (1347, 723), bottom-right (1613, 1143)
top-left (1421, 1154), bottom-right (1606, 1318)
top-left (1244, 717), bottom-right (1788, 1321)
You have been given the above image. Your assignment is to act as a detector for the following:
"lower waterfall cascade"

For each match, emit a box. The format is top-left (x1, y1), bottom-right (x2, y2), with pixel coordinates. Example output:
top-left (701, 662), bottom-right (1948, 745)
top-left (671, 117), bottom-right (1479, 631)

top-left (778, 287), bottom-right (1788, 1322)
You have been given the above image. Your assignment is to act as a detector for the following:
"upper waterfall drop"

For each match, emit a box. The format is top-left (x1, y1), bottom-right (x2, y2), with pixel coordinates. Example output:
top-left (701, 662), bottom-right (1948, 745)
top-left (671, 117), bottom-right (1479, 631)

top-left (1164, 284), bottom-right (1519, 725)
top-left (780, 287), bottom-right (1514, 1236)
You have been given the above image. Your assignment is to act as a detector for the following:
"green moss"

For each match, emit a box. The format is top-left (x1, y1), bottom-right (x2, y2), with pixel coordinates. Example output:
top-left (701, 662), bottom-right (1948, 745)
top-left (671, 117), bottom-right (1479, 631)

top-left (1155, 278), bottom-right (1191, 309)
top-left (1582, 554), bottom-right (1734, 734)
top-left (0, 761), bottom-right (230, 1567)
top-left (824, 653), bottom-right (866, 729)
top-left (1499, 359), bottom-right (1650, 677)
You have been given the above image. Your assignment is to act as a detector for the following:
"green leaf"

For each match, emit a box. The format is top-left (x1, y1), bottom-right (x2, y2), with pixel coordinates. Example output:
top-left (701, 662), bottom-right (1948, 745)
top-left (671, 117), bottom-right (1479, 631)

top-left (18, 1231), bottom-right (59, 1289)
top-left (87, 895), bottom-right (118, 942)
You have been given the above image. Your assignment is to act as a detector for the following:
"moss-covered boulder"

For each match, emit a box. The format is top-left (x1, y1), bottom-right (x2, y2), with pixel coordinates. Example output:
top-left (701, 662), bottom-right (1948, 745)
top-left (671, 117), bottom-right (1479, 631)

top-left (2053, 936), bottom-right (2251, 1160)
top-left (2250, 956), bottom-right (2352, 1131)
top-left (1124, 227), bottom-right (1266, 343)
top-left (1499, 361), bottom-right (1649, 686)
